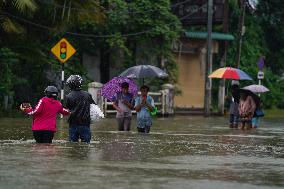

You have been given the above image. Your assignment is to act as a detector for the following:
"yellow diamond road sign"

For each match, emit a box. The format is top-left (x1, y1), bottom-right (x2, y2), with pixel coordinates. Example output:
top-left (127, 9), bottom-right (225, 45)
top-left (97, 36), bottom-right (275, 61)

top-left (51, 38), bottom-right (76, 63)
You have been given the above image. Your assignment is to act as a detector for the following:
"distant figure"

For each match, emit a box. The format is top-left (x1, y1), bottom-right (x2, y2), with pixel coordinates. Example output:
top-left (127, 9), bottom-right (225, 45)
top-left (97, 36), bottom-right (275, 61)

top-left (112, 82), bottom-right (134, 131)
top-left (239, 91), bottom-right (256, 130)
top-left (65, 75), bottom-right (95, 143)
top-left (228, 80), bottom-right (240, 128)
top-left (252, 98), bottom-right (263, 128)
top-left (20, 86), bottom-right (69, 143)
top-left (134, 85), bottom-right (155, 133)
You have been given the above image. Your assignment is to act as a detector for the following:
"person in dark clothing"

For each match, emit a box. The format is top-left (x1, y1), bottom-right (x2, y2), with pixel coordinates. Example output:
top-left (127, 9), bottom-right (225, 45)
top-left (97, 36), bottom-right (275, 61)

top-left (252, 96), bottom-right (263, 128)
top-left (228, 80), bottom-right (240, 128)
top-left (65, 75), bottom-right (95, 143)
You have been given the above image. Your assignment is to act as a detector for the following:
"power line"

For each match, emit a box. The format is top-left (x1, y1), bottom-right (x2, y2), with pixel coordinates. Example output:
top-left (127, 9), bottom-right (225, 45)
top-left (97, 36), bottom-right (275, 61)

top-left (2, 4), bottom-right (201, 38)
top-left (36, 0), bottom-right (192, 15)
top-left (2, 11), bottom-right (150, 37)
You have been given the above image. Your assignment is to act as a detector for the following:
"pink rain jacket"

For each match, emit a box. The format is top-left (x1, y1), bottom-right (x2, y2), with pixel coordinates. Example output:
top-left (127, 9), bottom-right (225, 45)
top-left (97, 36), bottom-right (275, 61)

top-left (24, 97), bottom-right (69, 132)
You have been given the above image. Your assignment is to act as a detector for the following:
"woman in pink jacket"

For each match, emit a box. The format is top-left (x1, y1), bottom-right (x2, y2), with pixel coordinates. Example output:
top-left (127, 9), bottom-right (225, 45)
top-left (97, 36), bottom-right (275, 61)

top-left (20, 86), bottom-right (69, 143)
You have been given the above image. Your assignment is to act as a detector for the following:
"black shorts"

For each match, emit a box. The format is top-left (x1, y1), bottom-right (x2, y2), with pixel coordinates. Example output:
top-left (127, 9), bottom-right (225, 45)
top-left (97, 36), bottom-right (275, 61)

top-left (137, 126), bottom-right (151, 133)
top-left (33, 130), bottom-right (54, 143)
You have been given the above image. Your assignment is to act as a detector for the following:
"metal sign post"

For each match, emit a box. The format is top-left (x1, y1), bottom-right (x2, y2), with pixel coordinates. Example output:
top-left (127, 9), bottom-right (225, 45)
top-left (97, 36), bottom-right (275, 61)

top-left (51, 38), bottom-right (76, 117)
top-left (257, 57), bottom-right (265, 96)
top-left (257, 71), bottom-right (264, 85)
top-left (61, 63), bottom-right (65, 102)
top-left (204, 0), bottom-right (213, 116)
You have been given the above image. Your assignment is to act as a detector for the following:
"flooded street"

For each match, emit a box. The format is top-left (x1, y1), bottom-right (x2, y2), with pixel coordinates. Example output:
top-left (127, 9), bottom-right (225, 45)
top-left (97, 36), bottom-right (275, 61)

top-left (0, 116), bottom-right (283, 189)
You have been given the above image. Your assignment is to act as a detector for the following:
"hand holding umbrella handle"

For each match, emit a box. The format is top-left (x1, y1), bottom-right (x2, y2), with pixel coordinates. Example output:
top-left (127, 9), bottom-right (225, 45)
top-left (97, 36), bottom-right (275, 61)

top-left (118, 108), bottom-right (124, 113)
top-left (122, 100), bottom-right (133, 109)
top-left (113, 102), bottom-right (124, 113)
top-left (122, 99), bottom-right (129, 105)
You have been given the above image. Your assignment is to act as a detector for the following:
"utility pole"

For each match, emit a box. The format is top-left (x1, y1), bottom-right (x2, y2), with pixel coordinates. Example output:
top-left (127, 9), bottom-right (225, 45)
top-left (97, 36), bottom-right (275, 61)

top-left (235, 0), bottom-right (246, 68)
top-left (204, 0), bottom-right (213, 116)
top-left (218, 0), bottom-right (229, 115)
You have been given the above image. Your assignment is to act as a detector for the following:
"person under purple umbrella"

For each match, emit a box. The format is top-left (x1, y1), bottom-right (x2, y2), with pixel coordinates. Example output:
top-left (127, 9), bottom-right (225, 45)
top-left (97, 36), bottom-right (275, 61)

top-left (101, 76), bottom-right (138, 101)
top-left (101, 76), bottom-right (138, 131)
top-left (134, 85), bottom-right (155, 133)
top-left (112, 82), bottom-right (134, 131)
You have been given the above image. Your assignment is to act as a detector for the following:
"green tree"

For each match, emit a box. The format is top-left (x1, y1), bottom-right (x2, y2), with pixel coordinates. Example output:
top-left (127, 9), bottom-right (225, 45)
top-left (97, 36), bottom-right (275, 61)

top-left (0, 0), bottom-right (106, 108)
top-left (225, 0), bottom-right (284, 109)
top-left (0, 48), bottom-right (19, 110)
top-left (0, 0), bottom-right (181, 113)
top-left (73, 0), bottom-right (182, 84)
top-left (0, 0), bottom-right (37, 33)
top-left (0, 48), bottom-right (18, 95)
top-left (258, 0), bottom-right (284, 74)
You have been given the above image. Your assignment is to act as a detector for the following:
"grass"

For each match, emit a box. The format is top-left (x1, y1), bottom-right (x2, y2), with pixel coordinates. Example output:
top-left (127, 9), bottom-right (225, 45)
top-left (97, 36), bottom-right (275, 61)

top-left (263, 109), bottom-right (284, 118)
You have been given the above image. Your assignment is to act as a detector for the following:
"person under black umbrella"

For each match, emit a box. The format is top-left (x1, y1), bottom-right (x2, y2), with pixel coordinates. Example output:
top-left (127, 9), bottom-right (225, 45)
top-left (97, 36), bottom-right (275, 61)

top-left (238, 89), bottom-right (257, 130)
top-left (240, 87), bottom-right (263, 128)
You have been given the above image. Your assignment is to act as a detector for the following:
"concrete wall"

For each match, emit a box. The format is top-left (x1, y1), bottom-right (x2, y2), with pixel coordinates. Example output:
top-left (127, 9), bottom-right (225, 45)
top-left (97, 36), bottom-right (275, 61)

top-left (82, 48), bottom-right (125, 83)
top-left (83, 53), bottom-right (101, 82)
top-left (175, 53), bottom-right (205, 108)
top-left (109, 48), bottom-right (125, 79)
top-left (174, 39), bottom-right (218, 109)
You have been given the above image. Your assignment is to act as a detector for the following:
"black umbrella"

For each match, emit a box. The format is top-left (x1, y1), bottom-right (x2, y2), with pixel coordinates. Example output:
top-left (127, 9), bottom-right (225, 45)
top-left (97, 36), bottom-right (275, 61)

top-left (239, 89), bottom-right (261, 107)
top-left (119, 65), bottom-right (168, 84)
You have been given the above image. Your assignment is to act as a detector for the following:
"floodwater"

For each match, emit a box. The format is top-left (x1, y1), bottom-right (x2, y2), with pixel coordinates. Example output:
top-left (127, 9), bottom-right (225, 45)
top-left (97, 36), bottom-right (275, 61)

top-left (0, 116), bottom-right (283, 189)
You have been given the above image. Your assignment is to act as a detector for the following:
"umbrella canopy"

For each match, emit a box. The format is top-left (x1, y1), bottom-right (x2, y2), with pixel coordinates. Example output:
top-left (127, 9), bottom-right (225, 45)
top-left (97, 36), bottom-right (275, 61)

top-left (242, 84), bottom-right (269, 93)
top-left (101, 76), bottom-right (138, 101)
top-left (119, 65), bottom-right (168, 79)
top-left (209, 67), bottom-right (252, 80)
top-left (239, 89), bottom-right (261, 107)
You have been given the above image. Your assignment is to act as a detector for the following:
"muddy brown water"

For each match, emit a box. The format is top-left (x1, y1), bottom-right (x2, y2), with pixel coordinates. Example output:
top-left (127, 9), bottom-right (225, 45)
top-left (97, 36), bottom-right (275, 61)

top-left (0, 116), bottom-right (283, 189)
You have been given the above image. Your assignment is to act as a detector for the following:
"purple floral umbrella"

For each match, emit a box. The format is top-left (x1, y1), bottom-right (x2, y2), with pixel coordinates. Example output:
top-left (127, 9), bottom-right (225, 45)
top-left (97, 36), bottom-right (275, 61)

top-left (101, 76), bottom-right (138, 101)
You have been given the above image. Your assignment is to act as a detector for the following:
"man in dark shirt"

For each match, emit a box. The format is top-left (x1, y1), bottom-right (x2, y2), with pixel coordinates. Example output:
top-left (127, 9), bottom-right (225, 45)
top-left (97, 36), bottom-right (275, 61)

top-left (65, 75), bottom-right (95, 143)
top-left (228, 80), bottom-right (240, 128)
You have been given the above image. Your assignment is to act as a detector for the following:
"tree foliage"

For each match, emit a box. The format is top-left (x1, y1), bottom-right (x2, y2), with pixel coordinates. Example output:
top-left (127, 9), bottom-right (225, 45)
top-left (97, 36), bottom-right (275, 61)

top-left (225, 0), bottom-right (284, 109)
top-left (0, 0), bottom-right (182, 112)
top-left (0, 48), bottom-right (18, 96)
top-left (0, 0), bottom-right (37, 33)
top-left (74, 0), bottom-right (182, 82)
top-left (258, 0), bottom-right (284, 74)
top-left (1, 0), bottom-right (283, 113)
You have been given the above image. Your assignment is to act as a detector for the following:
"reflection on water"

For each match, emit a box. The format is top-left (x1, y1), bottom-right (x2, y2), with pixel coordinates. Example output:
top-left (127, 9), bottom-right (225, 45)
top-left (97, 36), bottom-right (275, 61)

top-left (0, 116), bottom-right (283, 189)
